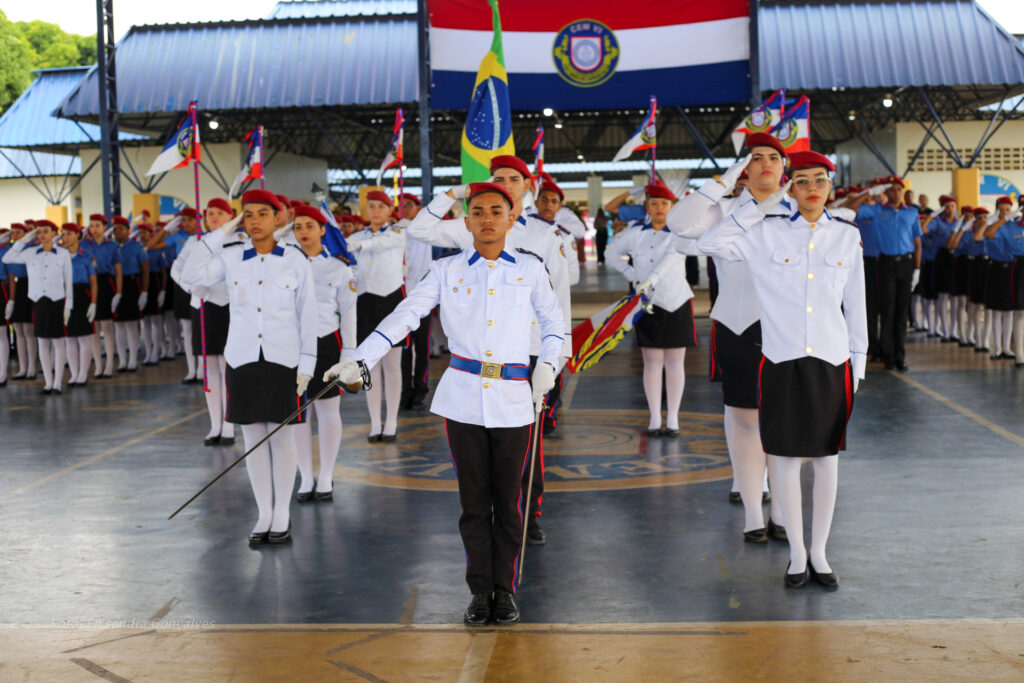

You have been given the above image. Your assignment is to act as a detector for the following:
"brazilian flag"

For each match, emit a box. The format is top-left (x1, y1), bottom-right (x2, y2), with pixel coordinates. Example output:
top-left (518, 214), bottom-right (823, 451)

top-left (461, 0), bottom-right (515, 184)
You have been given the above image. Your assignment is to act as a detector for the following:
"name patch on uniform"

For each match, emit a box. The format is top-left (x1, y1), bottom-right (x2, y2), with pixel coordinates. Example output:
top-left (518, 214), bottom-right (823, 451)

top-left (552, 20), bottom-right (620, 88)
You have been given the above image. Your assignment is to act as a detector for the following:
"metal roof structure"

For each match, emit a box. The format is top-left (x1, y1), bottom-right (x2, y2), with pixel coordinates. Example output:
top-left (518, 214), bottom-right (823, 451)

top-left (266, 0), bottom-right (415, 18)
top-left (0, 148), bottom-right (80, 179)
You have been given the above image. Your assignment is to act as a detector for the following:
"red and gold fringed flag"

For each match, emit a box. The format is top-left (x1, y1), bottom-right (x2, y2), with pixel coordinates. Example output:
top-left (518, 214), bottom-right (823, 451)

top-left (567, 293), bottom-right (649, 373)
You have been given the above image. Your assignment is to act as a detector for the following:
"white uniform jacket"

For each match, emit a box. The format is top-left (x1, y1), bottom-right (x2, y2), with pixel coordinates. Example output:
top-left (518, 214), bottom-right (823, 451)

top-left (170, 234), bottom-right (230, 307)
top-left (354, 248), bottom-right (564, 428)
top-left (2, 243), bottom-right (73, 304)
top-left (606, 222), bottom-right (699, 312)
top-left (307, 249), bottom-right (358, 358)
top-left (697, 201), bottom-right (868, 379)
top-left (180, 229), bottom-right (318, 376)
top-left (347, 224), bottom-right (406, 296)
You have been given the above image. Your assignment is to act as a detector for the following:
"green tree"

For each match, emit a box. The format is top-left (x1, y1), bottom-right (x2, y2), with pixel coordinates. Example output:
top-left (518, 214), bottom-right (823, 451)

top-left (0, 11), bottom-right (33, 110)
top-left (17, 19), bottom-right (96, 69)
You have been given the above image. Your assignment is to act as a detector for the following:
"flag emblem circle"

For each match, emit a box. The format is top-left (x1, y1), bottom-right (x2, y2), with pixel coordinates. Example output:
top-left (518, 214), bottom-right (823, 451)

top-left (748, 110), bottom-right (771, 132)
top-left (553, 19), bottom-right (620, 88)
top-left (775, 119), bottom-right (799, 147)
top-left (176, 127), bottom-right (194, 157)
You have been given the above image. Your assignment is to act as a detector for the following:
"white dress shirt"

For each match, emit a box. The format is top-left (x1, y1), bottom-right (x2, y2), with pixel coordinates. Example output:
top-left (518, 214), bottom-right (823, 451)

top-left (409, 192), bottom-right (572, 358)
top-left (2, 243), bottom-right (74, 304)
top-left (555, 206), bottom-right (587, 239)
top-left (402, 228), bottom-right (434, 294)
top-left (528, 212), bottom-right (580, 285)
top-left (606, 222), bottom-right (699, 312)
top-left (354, 248), bottom-right (564, 428)
top-left (347, 224), bottom-right (406, 296)
top-left (180, 229), bottom-right (318, 376)
top-left (307, 249), bottom-right (358, 358)
top-left (170, 234), bottom-right (230, 307)
top-left (697, 201), bottom-right (868, 379)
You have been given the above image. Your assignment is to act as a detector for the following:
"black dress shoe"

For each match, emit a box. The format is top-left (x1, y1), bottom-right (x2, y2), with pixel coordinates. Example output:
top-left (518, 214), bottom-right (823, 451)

top-left (958, 341), bottom-right (973, 347)
top-left (51, 388), bottom-right (62, 395)
top-left (767, 518), bottom-right (788, 541)
top-left (11, 373), bottom-right (26, 380)
top-left (743, 527), bottom-right (768, 543)
top-left (810, 563), bottom-right (840, 590)
top-left (182, 377), bottom-right (195, 385)
top-left (762, 490), bottom-right (771, 503)
top-left (41, 388), bottom-right (52, 395)
top-left (463, 593), bottom-right (492, 625)
top-left (296, 489), bottom-right (315, 503)
top-left (975, 346), bottom-right (989, 353)
top-left (203, 436), bottom-right (220, 447)
top-left (729, 491), bottom-right (742, 504)
top-left (381, 433), bottom-right (397, 443)
top-left (942, 337), bottom-right (957, 343)
top-left (527, 522), bottom-right (546, 545)
top-left (659, 427), bottom-right (680, 438)
top-left (645, 429), bottom-right (660, 437)
top-left (0, 380), bottom-right (6, 388)
top-left (491, 590), bottom-right (520, 625)
top-left (897, 363), bottom-right (909, 372)
top-left (248, 530), bottom-right (269, 546)
top-left (1000, 352), bottom-right (1016, 360)
top-left (219, 437), bottom-right (235, 446)
top-left (315, 489), bottom-right (333, 502)
top-left (267, 522), bottom-right (291, 544)
top-left (784, 562), bottom-right (810, 589)
top-left (410, 399), bottom-right (427, 411)
top-left (367, 434), bottom-right (382, 443)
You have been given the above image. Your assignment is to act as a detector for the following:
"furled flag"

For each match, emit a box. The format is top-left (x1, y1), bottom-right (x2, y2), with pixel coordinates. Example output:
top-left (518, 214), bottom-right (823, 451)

top-left (319, 200), bottom-right (357, 266)
top-left (460, 0), bottom-right (515, 184)
top-left (376, 109), bottom-right (404, 187)
top-left (230, 125), bottom-right (264, 197)
top-left (612, 96), bottom-right (657, 163)
top-left (769, 95), bottom-right (811, 153)
top-left (567, 293), bottom-right (650, 373)
top-left (145, 102), bottom-right (200, 176)
top-left (532, 125), bottom-right (544, 180)
top-left (731, 89), bottom-right (786, 154)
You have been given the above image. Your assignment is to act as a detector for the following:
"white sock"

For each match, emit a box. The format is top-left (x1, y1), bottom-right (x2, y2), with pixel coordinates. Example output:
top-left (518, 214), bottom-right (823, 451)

top-left (126, 322), bottom-right (140, 368)
top-left (76, 336), bottom-right (92, 383)
top-left (364, 364), bottom-right (384, 436)
top-left (269, 425), bottom-right (297, 532)
top-left (90, 329), bottom-right (103, 373)
top-left (939, 293), bottom-right (951, 336)
top-left (53, 337), bottom-right (66, 390)
top-left (991, 312), bottom-right (1004, 356)
top-left (662, 348), bottom-right (685, 431)
top-left (725, 406), bottom-right (766, 532)
top-left (65, 337), bottom-right (79, 383)
top-left (241, 423), bottom-right (273, 534)
top-left (100, 320), bottom-right (116, 374)
top-left (382, 346), bottom-right (402, 436)
top-left (641, 347), bottom-right (665, 431)
top-left (215, 357), bottom-right (234, 438)
top-left (809, 456), bottom-right (839, 574)
top-left (114, 322), bottom-right (128, 369)
top-left (925, 299), bottom-right (935, 332)
top-left (163, 313), bottom-right (179, 357)
top-left (0, 325), bottom-right (7, 382)
top-left (983, 310), bottom-right (995, 351)
top-left (1000, 310), bottom-right (1013, 353)
top-left (294, 419), bottom-right (315, 493)
top-left (14, 323), bottom-right (28, 375)
top-left (24, 324), bottom-right (36, 375)
top-left (38, 338), bottom-right (54, 389)
top-left (315, 397), bottom-right (342, 492)
top-left (1014, 311), bottom-right (1024, 362)
top-left (180, 318), bottom-right (196, 378)
top-left (202, 354), bottom-right (224, 439)
top-left (766, 454), bottom-right (783, 523)
top-left (773, 455), bottom-right (807, 573)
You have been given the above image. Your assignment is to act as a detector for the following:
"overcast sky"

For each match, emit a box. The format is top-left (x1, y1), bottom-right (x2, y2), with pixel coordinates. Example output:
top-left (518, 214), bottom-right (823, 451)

top-left (1, 0), bottom-right (1021, 40)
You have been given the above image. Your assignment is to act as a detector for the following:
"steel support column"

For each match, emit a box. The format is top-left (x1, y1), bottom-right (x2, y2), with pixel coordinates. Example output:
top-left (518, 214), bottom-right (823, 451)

top-left (676, 106), bottom-right (723, 173)
top-left (96, 0), bottom-right (121, 217)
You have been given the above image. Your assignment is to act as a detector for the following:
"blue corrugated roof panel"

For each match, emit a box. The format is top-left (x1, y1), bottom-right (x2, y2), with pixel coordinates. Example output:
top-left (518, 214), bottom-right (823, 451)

top-left (0, 148), bottom-right (81, 179)
top-left (56, 18), bottom-right (418, 118)
top-left (0, 68), bottom-right (145, 148)
top-left (267, 0), bottom-right (415, 18)
top-left (760, 1), bottom-right (1024, 90)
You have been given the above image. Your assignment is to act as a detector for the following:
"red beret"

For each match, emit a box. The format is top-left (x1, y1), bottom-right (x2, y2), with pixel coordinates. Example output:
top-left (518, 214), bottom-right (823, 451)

top-left (338, 213), bottom-right (354, 222)
top-left (489, 155), bottom-right (532, 181)
top-left (137, 223), bottom-right (155, 233)
top-left (293, 205), bottom-right (326, 224)
top-left (34, 219), bottom-right (59, 230)
top-left (960, 206), bottom-right (974, 213)
top-left (467, 181), bottom-right (514, 208)
top-left (111, 215), bottom-right (130, 226)
top-left (366, 190), bottom-right (391, 206)
top-left (744, 133), bottom-right (787, 159)
top-left (156, 221), bottom-right (167, 228)
top-left (996, 196), bottom-right (1013, 206)
top-left (399, 192), bottom-right (422, 206)
top-left (89, 213), bottom-right (108, 224)
top-left (10, 223), bottom-right (26, 231)
top-left (288, 199), bottom-right (304, 208)
top-left (241, 189), bottom-right (282, 211)
top-left (787, 150), bottom-right (835, 173)
top-left (177, 207), bottom-right (198, 219)
top-left (275, 193), bottom-right (290, 206)
top-left (973, 206), bottom-right (989, 215)
top-left (738, 170), bottom-right (749, 180)
top-left (206, 198), bottom-right (233, 215)
top-left (538, 171), bottom-right (555, 184)
top-left (645, 183), bottom-right (677, 201)
top-left (834, 188), bottom-right (848, 199)
top-left (537, 181), bottom-right (564, 202)
top-left (887, 175), bottom-right (905, 188)
top-left (939, 195), bottom-right (956, 205)
top-left (61, 222), bottom-right (83, 233)
top-left (870, 177), bottom-right (887, 187)
top-left (24, 219), bottom-right (36, 226)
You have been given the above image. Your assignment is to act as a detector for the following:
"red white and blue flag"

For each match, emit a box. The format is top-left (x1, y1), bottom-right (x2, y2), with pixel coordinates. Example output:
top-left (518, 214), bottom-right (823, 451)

top-left (230, 125), bottom-right (264, 197)
top-left (376, 109), bottom-right (404, 187)
top-left (145, 102), bottom-right (200, 176)
top-left (532, 125), bottom-right (544, 179)
top-left (770, 95), bottom-right (811, 153)
top-left (428, 0), bottom-right (750, 110)
top-left (568, 293), bottom-right (649, 373)
top-left (613, 95), bottom-right (656, 162)
top-left (731, 89), bottom-right (786, 154)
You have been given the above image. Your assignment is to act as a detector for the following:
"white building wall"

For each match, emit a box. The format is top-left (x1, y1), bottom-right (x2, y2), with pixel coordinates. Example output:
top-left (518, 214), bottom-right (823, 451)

top-left (0, 176), bottom-right (77, 226)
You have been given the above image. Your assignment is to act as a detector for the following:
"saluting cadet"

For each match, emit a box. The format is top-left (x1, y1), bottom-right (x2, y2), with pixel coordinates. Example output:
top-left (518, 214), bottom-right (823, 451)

top-left (664, 133), bottom-right (786, 539)
top-left (608, 183), bottom-right (700, 437)
top-left (928, 196), bottom-right (959, 341)
top-left (170, 198), bottom-right (237, 445)
top-left (325, 182), bottom-right (562, 625)
top-left (164, 209), bottom-right (203, 382)
top-left (82, 214), bottom-right (122, 378)
top-left (842, 182), bottom-right (883, 360)
top-left (699, 151), bottom-right (867, 590)
top-left (3, 221), bottom-right (74, 394)
top-left (918, 208), bottom-right (943, 336)
top-left (288, 205), bottom-right (357, 500)
top-left (111, 216), bottom-right (149, 372)
top-left (979, 198), bottom-right (1019, 360)
top-left (6, 223), bottom-right (38, 380)
top-left (182, 189), bottom-right (317, 545)
top-left (1005, 206), bottom-right (1024, 365)
top-left (947, 202), bottom-right (974, 346)
top-left (347, 190), bottom-right (407, 442)
top-left (61, 223), bottom-right (97, 386)
top-left (965, 207), bottom-right (991, 351)
top-left (138, 224), bottom-right (166, 366)
top-left (0, 241), bottom-right (8, 387)
top-left (397, 193), bottom-right (434, 412)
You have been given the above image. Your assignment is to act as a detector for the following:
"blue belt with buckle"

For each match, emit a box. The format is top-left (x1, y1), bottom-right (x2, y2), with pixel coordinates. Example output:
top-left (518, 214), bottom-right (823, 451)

top-left (450, 354), bottom-right (530, 381)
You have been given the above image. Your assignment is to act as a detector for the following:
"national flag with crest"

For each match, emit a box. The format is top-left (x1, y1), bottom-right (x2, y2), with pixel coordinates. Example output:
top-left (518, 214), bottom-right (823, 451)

top-left (567, 293), bottom-right (649, 373)
top-left (769, 95), bottom-right (811, 153)
top-left (612, 96), bottom-right (657, 162)
top-left (230, 125), bottom-right (264, 197)
top-left (319, 200), bottom-right (358, 266)
top-left (731, 89), bottom-right (786, 155)
top-left (376, 109), bottom-right (405, 187)
top-left (460, 0), bottom-right (515, 184)
top-left (146, 102), bottom-right (200, 176)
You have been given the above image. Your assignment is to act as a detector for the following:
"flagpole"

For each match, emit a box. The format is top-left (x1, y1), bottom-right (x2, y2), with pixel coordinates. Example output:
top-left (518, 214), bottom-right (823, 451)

top-left (258, 124), bottom-right (265, 190)
top-left (649, 96), bottom-right (657, 182)
top-left (190, 101), bottom-right (209, 394)
top-left (397, 109), bottom-right (405, 219)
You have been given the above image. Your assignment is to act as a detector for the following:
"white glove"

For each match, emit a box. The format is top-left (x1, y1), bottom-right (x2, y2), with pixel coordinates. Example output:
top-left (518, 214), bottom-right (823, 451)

top-left (138, 291), bottom-right (148, 310)
top-left (911, 268), bottom-right (920, 289)
top-left (450, 184), bottom-right (470, 200)
top-left (868, 183), bottom-right (890, 197)
top-left (4, 300), bottom-right (13, 320)
top-left (0, 233), bottom-right (10, 246)
top-left (157, 290), bottom-right (166, 307)
top-left (635, 279), bottom-right (653, 295)
top-left (854, 377), bottom-right (861, 394)
top-left (987, 213), bottom-right (1001, 226)
top-left (220, 212), bottom-right (244, 236)
top-left (273, 223), bottom-right (293, 241)
top-left (111, 293), bottom-right (122, 311)
top-left (756, 181), bottom-right (792, 215)
top-left (63, 306), bottom-right (71, 326)
top-left (531, 362), bottom-right (556, 411)
top-left (163, 216), bottom-right (183, 234)
top-left (1008, 209), bottom-right (1023, 222)
top-left (717, 153), bottom-right (752, 192)
top-left (86, 303), bottom-right (96, 323)
top-left (628, 186), bottom-right (646, 198)
top-left (324, 359), bottom-right (362, 385)
top-left (296, 372), bottom-right (311, 396)
top-left (348, 240), bottom-right (363, 252)
top-left (17, 228), bottom-right (38, 245)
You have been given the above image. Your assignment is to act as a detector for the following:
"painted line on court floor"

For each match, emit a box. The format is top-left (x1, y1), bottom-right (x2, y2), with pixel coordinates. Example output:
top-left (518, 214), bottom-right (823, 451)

top-left (457, 633), bottom-right (497, 683)
top-left (889, 371), bottom-right (1024, 448)
top-left (0, 409), bottom-right (207, 503)
top-left (560, 371), bottom-right (580, 411)
top-left (69, 657), bottom-right (131, 682)
top-left (399, 586), bottom-right (419, 626)
top-left (328, 658), bottom-right (388, 683)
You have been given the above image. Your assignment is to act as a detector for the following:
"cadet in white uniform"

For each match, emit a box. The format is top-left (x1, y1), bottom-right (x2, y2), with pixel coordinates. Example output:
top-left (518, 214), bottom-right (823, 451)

top-left (347, 190), bottom-right (407, 442)
top-left (182, 189), bottom-right (318, 545)
top-left (398, 193), bottom-right (435, 411)
top-left (325, 182), bottom-right (562, 626)
top-left (699, 151), bottom-right (867, 590)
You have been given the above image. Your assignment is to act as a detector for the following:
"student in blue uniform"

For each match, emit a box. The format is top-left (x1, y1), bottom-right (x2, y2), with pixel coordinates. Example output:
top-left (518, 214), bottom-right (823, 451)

top-left (6, 222), bottom-right (37, 379)
top-left (979, 197), bottom-right (1019, 360)
top-left (112, 216), bottom-right (149, 372)
top-left (0, 234), bottom-right (9, 387)
top-left (61, 223), bottom-right (98, 386)
top-left (82, 213), bottom-right (122, 378)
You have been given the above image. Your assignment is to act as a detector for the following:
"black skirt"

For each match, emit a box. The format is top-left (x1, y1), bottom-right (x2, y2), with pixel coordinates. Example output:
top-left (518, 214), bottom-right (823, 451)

top-left (918, 259), bottom-right (936, 299)
top-left (934, 249), bottom-right (954, 294)
top-left (191, 302), bottom-right (230, 356)
top-left (952, 255), bottom-right (970, 297)
top-left (115, 274), bottom-right (142, 320)
top-left (172, 282), bottom-right (192, 319)
top-left (758, 355), bottom-right (853, 458)
top-left (12, 276), bottom-right (32, 323)
top-left (357, 287), bottom-right (404, 345)
top-left (968, 257), bottom-right (988, 304)
top-left (635, 299), bottom-right (698, 349)
top-left (66, 283), bottom-right (94, 337)
top-left (33, 296), bottom-right (66, 339)
top-left (306, 332), bottom-right (343, 399)
top-left (710, 320), bottom-right (761, 409)
top-left (225, 355), bottom-right (304, 425)
top-left (163, 279), bottom-right (175, 312)
top-left (984, 261), bottom-right (1013, 311)
top-left (95, 274), bottom-right (116, 321)
top-left (1012, 257), bottom-right (1024, 311)
top-left (142, 275), bottom-right (162, 316)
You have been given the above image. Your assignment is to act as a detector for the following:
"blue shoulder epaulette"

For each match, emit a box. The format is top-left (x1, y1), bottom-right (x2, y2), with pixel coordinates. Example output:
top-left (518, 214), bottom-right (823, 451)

top-left (223, 241), bottom-right (245, 248)
top-left (834, 217), bottom-right (858, 228)
top-left (515, 247), bottom-right (543, 263)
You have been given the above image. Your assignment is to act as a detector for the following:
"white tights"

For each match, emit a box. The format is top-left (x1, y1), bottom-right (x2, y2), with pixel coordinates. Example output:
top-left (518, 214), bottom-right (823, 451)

top-left (162, 312), bottom-right (179, 358)
top-left (365, 346), bottom-right (402, 436)
top-left (240, 423), bottom-right (298, 534)
top-left (953, 295), bottom-right (968, 341)
top-left (180, 318), bottom-right (196, 379)
top-left (91, 319), bottom-right (115, 375)
top-left (0, 325), bottom-right (8, 382)
top-left (1014, 310), bottom-right (1024, 362)
top-left (641, 347), bottom-right (686, 431)
top-left (773, 455), bottom-right (839, 574)
top-left (202, 355), bottom-right (233, 440)
top-left (294, 396), bottom-right (343, 493)
top-left (13, 321), bottom-right (36, 376)
top-left (724, 406), bottom-right (782, 531)
top-left (113, 320), bottom-right (140, 369)
top-left (969, 304), bottom-right (984, 348)
top-left (988, 310), bottom-right (1011, 356)
top-left (142, 315), bottom-right (163, 363)
top-left (937, 293), bottom-right (951, 338)
top-left (37, 337), bottom-right (66, 390)
top-left (65, 336), bottom-right (93, 383)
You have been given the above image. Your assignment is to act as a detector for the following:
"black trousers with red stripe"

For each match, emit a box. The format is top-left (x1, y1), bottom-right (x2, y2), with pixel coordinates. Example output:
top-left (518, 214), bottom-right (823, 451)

top-left (444, 419), bottom-right (533, 595)
top-left (400, 313), bottom-right (431, 405)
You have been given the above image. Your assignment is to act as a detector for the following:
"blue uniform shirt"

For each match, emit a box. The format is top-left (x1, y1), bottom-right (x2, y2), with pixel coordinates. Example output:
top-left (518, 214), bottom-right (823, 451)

top-left (991, 221), bottom-right (1024, 261)
top-left (164, 229), bottom-right (190, 262)
top-left (966, 231), bottom-right (987, 257)
top-left (858, 203), bottom-right (921, 255)
top-left (953, 230), bottom-right (972, 257)
top-left (856, 214), bottom-right (880, 257)
top-left (70, 249), bottom-right (96, 284)
top-left (117, 240), bottom-right (146, 276)
top-left (146, 247), bottom-right (166, 272)
top-left (83, 238), bottom-right (120, 275)
top-left (922, 215), bottom-right (955, 261)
